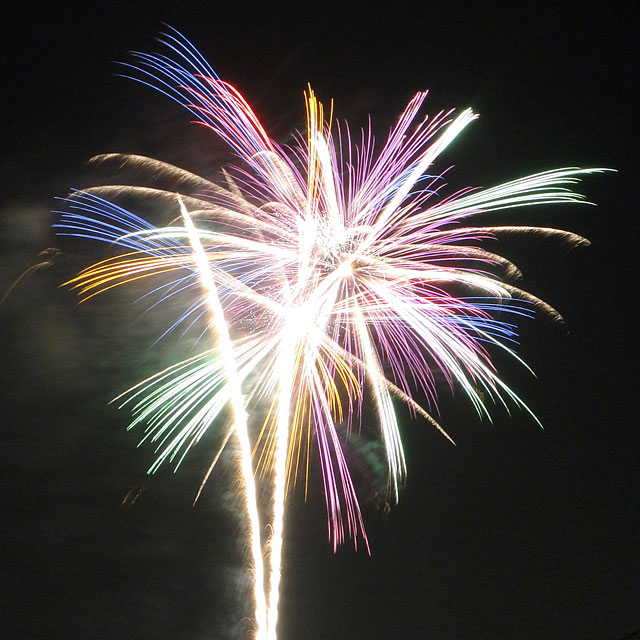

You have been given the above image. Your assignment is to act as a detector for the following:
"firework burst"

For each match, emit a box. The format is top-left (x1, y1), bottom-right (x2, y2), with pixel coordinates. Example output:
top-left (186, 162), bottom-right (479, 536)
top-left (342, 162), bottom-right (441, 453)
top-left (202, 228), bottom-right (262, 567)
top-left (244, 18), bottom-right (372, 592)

top-left (56, 26), bottom-right (607, 640)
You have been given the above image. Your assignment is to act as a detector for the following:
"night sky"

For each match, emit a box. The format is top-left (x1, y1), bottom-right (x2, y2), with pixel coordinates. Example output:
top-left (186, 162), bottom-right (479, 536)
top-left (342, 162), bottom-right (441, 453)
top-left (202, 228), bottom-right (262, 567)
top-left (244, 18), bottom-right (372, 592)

top-left (1, 3), bottom-right (638, 639)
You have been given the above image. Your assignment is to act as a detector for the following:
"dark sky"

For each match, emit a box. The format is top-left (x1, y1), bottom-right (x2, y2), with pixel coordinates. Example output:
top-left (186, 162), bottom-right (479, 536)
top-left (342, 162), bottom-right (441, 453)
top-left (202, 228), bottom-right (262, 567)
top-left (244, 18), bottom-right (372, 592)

top-left (1, 3), bottom-right (638, 640)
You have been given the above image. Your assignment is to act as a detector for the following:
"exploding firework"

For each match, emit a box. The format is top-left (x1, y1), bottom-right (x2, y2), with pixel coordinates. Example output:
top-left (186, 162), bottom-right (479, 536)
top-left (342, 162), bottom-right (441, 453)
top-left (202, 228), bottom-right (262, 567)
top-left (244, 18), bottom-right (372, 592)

top-left (56, 26), bottom-right (607, 640)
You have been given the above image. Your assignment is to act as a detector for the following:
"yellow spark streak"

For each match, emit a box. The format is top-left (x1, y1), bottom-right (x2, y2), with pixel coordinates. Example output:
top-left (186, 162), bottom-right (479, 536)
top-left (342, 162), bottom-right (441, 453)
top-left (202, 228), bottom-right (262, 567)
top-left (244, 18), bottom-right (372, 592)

top-left (177, 195), bottom-right (267, 640)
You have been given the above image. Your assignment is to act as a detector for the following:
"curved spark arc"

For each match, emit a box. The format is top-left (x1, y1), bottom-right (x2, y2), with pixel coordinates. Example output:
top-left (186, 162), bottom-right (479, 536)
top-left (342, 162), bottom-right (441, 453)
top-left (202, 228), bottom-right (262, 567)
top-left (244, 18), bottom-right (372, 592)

top-left (55, 26), bottom-right (611, 640)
